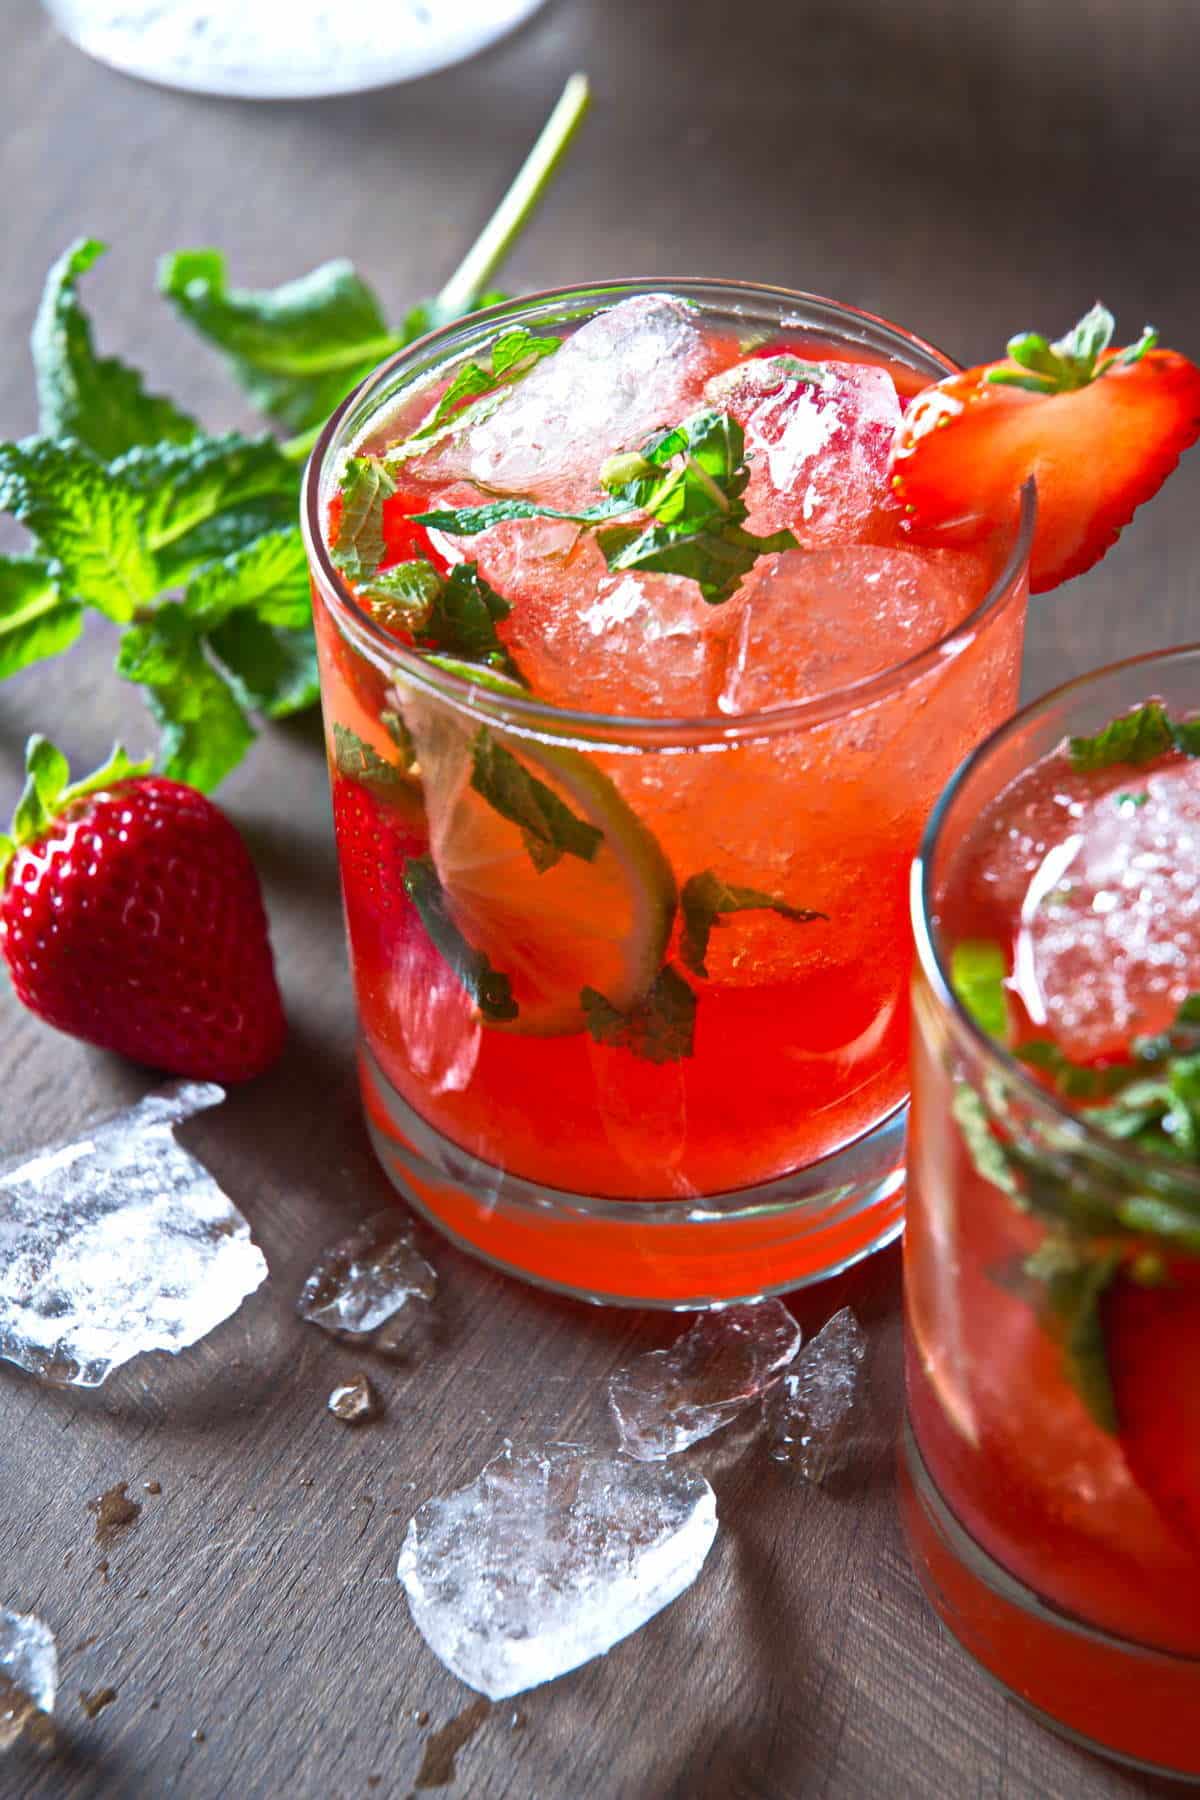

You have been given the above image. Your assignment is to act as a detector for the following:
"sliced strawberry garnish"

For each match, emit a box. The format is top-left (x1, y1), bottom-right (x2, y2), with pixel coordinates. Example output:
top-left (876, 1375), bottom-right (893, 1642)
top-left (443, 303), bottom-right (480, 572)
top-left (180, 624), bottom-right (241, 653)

top-left (1105, 1266), bottom-right (1200, 1555)
top-left (892, 306), bottom-right (1200, 592)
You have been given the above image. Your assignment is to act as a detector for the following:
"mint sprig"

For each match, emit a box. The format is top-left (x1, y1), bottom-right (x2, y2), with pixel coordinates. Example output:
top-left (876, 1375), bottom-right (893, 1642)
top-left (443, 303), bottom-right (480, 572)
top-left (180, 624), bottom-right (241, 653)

top-left (679, 869), bottom-right (826, 978)
top-left (1068, 700), bottom-right (1200, 771)
top-left (987, 303), bottom-right (1158, 396)
top-left (0, 77), bottom-right (590, 789)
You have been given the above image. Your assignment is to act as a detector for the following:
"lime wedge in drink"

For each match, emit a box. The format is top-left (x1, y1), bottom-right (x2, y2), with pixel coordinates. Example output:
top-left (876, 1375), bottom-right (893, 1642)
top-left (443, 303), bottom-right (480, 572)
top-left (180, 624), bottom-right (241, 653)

top-left (401, 659), bottom-right (676, 1035)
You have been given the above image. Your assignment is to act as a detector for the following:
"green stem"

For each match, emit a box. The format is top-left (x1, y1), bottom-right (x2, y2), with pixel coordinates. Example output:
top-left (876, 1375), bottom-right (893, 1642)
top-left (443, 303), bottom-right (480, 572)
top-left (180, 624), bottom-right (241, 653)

top-left (432, 72), bottom-right (590, 323)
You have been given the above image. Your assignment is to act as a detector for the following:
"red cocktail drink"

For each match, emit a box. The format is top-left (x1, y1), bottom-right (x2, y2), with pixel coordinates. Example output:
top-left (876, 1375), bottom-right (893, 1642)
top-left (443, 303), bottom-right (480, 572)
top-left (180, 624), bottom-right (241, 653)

top-left (304, 282), bottom-right (1031, 1304)
top-left (903, 647), bottom-right (1200, 1778)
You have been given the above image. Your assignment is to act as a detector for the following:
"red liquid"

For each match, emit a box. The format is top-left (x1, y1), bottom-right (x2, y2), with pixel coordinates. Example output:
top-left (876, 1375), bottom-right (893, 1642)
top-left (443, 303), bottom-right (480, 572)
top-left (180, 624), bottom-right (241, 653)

top-left (313, 308), bottom-right (1027, 1300)
top-left (904, 732), bottom-right (1200, 1773)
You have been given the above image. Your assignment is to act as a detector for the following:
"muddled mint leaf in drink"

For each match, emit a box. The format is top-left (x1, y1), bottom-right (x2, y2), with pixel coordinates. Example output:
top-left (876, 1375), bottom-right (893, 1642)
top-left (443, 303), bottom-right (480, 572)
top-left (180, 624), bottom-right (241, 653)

top-left (0, 556), bottom-right (82, 680)
top-left (358, 558), bottom-right (445, 634)
top-left (331, 456), bottom-right (397, 582)
top-left (581, 965), bottom-right (697, 1063)
top-left (470, 730), bottom-right (603, 873)
top-left (418, 328), bottom-right (561, 436)
top-left (332, 722), bottom-right (408, 792)
top-left (1067, 701), bottom-right (1200, 771)
top-left (1024, 1240), bottom-right (1121, 1433)
top-left (36, 240), bottom-right (199, 460)
top-left (403, 855), bottom-right (519, 1024)
top-left (159, 250), bottom-right (403, 437)
top-left (679, 870), bottom-right (826, 978)
top-left (116, 608), bottom-right (255, 792)
top-left (410, 497), bottom-right (610, 534)
top-left (597, 518), bottom-right (796, 605)
top-left (950, 940), bottom-right (1010, 1041)
top-left (424, 563), bottom-right (516, 672)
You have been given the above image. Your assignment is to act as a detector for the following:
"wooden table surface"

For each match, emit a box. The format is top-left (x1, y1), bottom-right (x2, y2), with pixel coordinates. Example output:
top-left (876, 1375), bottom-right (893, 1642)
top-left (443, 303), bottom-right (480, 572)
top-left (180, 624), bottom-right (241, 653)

top-left (2, 2), bottom-right (1198, 1795)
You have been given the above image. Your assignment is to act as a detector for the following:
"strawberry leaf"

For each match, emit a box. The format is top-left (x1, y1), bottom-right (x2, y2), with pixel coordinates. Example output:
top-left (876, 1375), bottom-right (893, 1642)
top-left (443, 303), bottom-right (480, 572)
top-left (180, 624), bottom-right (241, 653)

top-left (34, 239), bottom-right (198, 459)
top-left (0, 555), bottom-right (82, 679)
top-left (2, 735), bottom-right (151, 880)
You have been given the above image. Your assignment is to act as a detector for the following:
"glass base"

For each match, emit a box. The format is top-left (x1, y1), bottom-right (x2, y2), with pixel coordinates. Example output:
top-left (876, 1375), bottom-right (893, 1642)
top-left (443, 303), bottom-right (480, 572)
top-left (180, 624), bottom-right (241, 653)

top-left (43, 0), bottom-right (548, 99)
top-left (358, 1041), bottom-right (905, 1307)
top-left (900, 1418), bottom-right (1200, 1784)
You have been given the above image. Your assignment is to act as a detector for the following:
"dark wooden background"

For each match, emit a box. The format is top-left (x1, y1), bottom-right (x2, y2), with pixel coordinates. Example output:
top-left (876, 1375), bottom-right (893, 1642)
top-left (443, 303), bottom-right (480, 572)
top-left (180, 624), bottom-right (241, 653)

top-left (2, 1), bottom-right (1198, 1795)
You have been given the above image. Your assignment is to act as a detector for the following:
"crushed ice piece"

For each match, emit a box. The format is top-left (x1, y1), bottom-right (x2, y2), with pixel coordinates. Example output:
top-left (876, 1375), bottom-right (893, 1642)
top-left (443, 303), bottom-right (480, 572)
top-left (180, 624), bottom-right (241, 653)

top-left (0, 1084), bottom-right (267, 1387)
top-left (298, 1210), bottom-right (436, 1356)
top-left (609, 1300), bottom-right (802, 1460)
top-left (765, 1307), bottom-right (867, 1481)
top-left (0, 1611), bottom-right (57, 1751)
top-left (88, 1483), bottom-right (141, 1546)
top-left (328, 1372), bottom-right (380, 1425)
top-left (414, 296), bottom-right (724, 510)
top-left (397, 1444), bottom-right (717, 1699)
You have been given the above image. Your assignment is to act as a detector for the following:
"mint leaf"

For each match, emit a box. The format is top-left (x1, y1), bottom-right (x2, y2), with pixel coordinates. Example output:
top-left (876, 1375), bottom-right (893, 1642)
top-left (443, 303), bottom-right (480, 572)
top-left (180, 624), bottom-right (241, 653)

top-left (950, 940), bottom-right (1009, 1040)
top-left (332, 722), bottom-right (408, 792)
top-left (679, 869), bottom-right (826, 977)
top-left (0, 438), bottom-right (158, 622)
top-left (404, 855), bottom-right (518, 1023)
top-left (422, 562), bottom-right (514, 669)
top-left (332, 457), bottom-right (396, 582)
top-left (208, 613), bottom-right (320, 718)
top-left (116, 608), bottom-right (253, 791)
top-left (34, 240), bottom-right (198, 460)
top-left (160, 250), bottom-right (402, 434)
top-left (114, 432), bottom-right (296, 563)
top-left (581, 965), bottom-right (697, 1063)
top-left (419, 326), bottom-right (559, 434)
top-left (1024, 1240), bottom-right (1121, 1432)
top-left (183, 527), bottom-right (311, 631)
top-left (1069, 702), bottom-right (1175, 770)
top-left (411, 497), bottom-right (606, 535)
top-left (358, 558), bottom-right (444, 634)
top-left (597, 517), bottom-right (795, 604)
top-left (470, 730), bottom-right (602, 872)
top-left (0, 555), bottom-right (82, 679)
top-left (1014, 1040), bottom-right (1131, 1100)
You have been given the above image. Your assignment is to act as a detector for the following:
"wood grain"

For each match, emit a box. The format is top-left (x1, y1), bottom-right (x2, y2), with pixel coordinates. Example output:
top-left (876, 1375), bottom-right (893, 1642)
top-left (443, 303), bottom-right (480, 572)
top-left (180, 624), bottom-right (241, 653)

top-left (1, 0), bottom-right (1198, 1793)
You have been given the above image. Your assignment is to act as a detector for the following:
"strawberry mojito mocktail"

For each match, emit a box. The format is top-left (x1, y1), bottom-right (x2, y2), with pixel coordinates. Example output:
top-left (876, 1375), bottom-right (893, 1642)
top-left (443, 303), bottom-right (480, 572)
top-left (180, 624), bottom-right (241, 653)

top-left (303, 281), bottom-right (1034, 1304)
top-left (904, 649), bottom-right (1200, 1778)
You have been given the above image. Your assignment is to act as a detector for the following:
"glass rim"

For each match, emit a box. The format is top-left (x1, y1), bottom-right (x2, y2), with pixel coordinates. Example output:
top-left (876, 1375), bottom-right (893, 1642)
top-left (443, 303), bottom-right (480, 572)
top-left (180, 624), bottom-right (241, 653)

top-left (301, 276), bottom-right (1037, 749)
top-left (912, 640), bottom-right (1200, 1192)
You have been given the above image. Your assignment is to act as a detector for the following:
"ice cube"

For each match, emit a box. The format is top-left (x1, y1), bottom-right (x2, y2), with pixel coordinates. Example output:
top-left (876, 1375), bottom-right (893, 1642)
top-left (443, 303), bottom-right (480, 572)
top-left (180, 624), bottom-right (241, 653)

top-left (765, 1307), bottom-right (867, 1481)
top-left (0, 1611), bottom-right (57, 1751)
top-left (0, 1084), bottom-right (267, 1387)
top-left (297, 1209), bottom-right (436, 1356)
top-left (609, 1299), bottom-right (802, 1460)
top-left (705, 357), bottom-right (901, 541)
top-left (328, 1372), bottom-right (380, 1425)
top-left (414, 296), bottom-right (729, 510)
top-left (720, 545), bottom-right (983, 714)
top-left (397, 1444), bottom-right (717, 1699)
top-left (1015, 759), bottom-right (1200, 1058)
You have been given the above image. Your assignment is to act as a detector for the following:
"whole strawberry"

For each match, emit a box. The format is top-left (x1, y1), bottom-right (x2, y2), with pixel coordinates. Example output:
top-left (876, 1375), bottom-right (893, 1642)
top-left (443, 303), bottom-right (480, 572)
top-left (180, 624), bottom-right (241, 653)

top-left (0, 736), bottom-right (285, 1081)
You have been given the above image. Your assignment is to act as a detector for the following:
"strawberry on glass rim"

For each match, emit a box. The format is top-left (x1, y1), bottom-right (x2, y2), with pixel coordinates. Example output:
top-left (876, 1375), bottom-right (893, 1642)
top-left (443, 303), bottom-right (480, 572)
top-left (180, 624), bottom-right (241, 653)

top-left (891, 304), bottom-right (1200, 592)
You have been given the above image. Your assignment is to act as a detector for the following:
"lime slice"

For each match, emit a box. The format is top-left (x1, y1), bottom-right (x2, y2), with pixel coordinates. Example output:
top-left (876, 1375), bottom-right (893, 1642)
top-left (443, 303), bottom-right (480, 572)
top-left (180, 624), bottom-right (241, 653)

top-left (400, 659), bottom-right (677, 1035)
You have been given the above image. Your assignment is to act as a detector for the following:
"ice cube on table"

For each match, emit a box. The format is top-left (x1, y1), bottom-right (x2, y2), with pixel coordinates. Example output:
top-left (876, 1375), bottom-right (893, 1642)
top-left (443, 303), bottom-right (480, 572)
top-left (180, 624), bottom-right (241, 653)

top-left (397, 1445), bottom-right (717, 1699)
top-left (705, 357), bottom-right (901, 542)
top-left (0, 1083), bottom-right (267, 1387)
top-left (609, 1299), bottom-right (803, 1460)
top-left (765, 1307), bottom-right (867, 1481)
top-left (1015, 759), bottom-right (1200, 1059)
top-left (413, 295), bottom-right (732, 511)
top-left (298, 1209), bottom-right (436, 1356)
top-left (0, 1611), bottom-right (57, 1751)
top-left (720, 545), bottom-right (984, 714)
